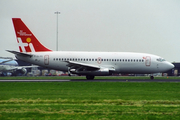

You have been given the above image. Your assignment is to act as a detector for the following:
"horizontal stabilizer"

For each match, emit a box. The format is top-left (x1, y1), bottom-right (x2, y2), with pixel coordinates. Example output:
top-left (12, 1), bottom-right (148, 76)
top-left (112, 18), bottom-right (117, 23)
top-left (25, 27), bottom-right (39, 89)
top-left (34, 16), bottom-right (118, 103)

top-left (6, 50), bottom-right (32, 57)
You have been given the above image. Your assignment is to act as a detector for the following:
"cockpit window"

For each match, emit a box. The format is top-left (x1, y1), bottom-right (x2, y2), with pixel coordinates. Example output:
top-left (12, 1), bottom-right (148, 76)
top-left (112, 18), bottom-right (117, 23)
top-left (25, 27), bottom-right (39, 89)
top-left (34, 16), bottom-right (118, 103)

top-left (157, 58), bottom-right (166, 62)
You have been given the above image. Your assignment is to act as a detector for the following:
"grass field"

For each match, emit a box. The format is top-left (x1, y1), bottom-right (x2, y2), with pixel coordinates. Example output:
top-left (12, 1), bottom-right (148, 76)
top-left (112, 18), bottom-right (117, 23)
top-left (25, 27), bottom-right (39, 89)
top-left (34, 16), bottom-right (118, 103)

top-left (0, 81), bottom-right (180, 119)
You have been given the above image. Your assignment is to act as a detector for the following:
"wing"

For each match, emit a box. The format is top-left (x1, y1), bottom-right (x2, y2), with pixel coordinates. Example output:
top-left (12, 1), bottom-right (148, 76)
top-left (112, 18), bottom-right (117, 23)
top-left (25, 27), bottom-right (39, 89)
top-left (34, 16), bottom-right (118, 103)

top-left (15, 65), bottom-right (39, 70)
top-left (66, 61), bottom-right (115, 76)
top-left (66, 61), bottom-right (100, 70)
top-left (0, 65), bottom-right (39, 72)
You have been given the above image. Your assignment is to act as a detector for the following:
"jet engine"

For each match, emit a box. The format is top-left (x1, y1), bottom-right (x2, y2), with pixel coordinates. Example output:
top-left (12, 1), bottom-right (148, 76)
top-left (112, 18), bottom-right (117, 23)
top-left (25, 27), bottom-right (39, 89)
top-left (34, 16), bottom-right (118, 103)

top-left (70, 68), bottom-right (111, 76)
top-left (18, 68), bottom-right (27, 75)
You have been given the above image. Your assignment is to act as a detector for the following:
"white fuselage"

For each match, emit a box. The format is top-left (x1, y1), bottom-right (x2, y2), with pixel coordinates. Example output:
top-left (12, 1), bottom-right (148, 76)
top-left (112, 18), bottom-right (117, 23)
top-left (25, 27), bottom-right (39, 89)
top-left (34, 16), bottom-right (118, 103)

top-left (15, 51), bottom-right (174, 74)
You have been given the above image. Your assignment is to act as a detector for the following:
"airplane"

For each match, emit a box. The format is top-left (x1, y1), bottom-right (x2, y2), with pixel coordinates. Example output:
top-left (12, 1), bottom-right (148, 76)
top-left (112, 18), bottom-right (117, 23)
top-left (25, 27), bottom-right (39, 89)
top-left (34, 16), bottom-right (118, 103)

top-left (7, 18), bottom-right (174, 79)
top-left (0, 57), bottom-right (29, 76)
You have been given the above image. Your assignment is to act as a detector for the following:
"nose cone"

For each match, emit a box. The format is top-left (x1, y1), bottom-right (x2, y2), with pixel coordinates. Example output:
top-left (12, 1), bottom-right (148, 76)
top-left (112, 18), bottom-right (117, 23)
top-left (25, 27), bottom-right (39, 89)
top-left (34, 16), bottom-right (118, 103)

top-left (164, 62), bottom-right (174, 71)
top-left (170, 63), bottom-right (175, 69)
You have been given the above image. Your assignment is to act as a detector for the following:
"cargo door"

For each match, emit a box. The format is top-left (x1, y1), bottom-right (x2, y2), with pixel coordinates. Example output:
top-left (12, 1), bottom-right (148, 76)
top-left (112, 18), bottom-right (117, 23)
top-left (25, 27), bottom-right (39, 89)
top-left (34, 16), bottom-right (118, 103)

top-left (44, 55), bottom-right (49, 65)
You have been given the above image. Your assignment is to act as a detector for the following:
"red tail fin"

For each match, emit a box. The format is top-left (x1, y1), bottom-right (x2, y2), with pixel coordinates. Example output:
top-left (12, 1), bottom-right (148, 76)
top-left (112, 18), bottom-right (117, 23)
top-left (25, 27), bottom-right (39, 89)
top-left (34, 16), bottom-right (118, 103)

top-left (12, 18), bottom-right (52, 52)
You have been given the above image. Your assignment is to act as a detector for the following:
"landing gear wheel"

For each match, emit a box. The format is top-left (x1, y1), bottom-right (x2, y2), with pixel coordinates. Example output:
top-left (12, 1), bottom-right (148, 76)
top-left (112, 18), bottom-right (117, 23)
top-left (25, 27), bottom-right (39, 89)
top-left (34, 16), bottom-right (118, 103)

top-left (86, 75), bottom-right (95, 80)
top-left (150, 76), bottom-right (154, 80)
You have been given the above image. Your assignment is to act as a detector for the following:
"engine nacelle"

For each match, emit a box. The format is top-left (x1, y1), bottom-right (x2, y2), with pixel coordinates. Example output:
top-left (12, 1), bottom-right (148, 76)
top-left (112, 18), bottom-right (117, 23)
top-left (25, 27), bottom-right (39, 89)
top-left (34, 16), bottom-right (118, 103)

top-left (70, 68), bottom-right (111, 76)
top-left (19, 68), bottom-right (27, 75)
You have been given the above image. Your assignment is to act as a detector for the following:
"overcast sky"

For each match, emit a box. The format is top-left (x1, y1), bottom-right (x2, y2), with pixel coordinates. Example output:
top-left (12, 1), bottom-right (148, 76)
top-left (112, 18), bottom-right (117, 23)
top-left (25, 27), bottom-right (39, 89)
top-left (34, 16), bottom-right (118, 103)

top-left (0, 0), bottom-right (180, 62)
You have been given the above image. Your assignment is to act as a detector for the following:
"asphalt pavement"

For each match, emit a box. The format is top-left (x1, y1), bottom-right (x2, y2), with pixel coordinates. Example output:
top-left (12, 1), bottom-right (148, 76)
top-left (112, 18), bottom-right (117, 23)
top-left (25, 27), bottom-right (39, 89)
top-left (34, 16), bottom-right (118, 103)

top-left (0, 79), bottom-right (180, 82)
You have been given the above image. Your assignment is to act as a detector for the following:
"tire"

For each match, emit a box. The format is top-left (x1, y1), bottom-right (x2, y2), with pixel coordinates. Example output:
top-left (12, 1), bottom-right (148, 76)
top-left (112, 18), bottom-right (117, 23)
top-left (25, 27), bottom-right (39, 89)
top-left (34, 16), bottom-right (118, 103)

top-left (150, 76), bottom-right (154, 80)
top-left (86, 75), bottom-right (95, 80)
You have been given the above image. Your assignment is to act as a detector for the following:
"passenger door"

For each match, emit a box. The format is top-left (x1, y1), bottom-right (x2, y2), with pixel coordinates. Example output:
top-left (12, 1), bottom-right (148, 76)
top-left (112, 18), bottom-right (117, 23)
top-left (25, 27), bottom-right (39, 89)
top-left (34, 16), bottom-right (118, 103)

top-left (145, 56), bottom-right (151, 66)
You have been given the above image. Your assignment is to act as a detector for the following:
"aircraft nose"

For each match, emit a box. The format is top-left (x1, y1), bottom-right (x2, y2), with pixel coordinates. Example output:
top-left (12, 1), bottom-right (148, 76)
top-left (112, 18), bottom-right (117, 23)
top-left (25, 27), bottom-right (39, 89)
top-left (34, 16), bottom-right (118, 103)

top-left (159, 62), bottom-right (174, 72)
top-left (166, 62), bottom-right (174, 70)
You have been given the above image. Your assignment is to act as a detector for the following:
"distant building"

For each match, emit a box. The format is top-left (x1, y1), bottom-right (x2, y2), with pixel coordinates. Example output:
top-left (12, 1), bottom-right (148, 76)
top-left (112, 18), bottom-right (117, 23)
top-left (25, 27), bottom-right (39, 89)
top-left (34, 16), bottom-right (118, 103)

top-left (167, 63), bottom-right (180, 76)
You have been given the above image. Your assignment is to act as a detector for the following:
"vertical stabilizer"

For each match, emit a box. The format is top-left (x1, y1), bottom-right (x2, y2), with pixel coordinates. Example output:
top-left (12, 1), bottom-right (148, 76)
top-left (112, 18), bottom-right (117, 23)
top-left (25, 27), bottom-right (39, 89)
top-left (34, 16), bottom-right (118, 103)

top-left (12, 18), bottom-right (52, 52)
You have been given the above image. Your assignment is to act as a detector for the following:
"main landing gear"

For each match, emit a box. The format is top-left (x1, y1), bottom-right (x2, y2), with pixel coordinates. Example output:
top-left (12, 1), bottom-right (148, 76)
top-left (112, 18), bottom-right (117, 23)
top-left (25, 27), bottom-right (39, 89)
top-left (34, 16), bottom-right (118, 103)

top-left (86, 75), bottom-right (95, 80)
top-left (150, 76), bottom-right (154, 80)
